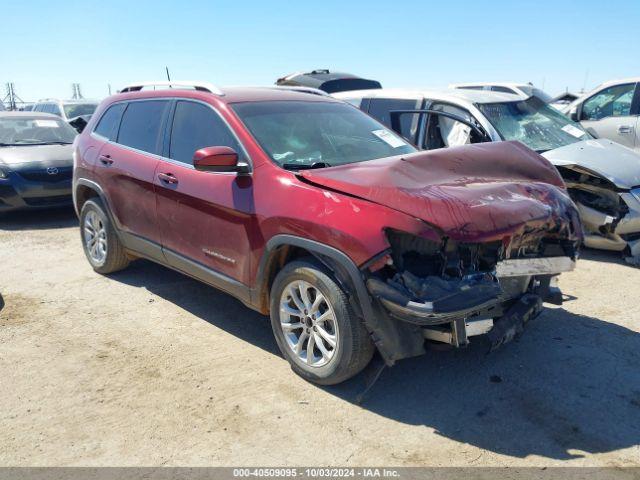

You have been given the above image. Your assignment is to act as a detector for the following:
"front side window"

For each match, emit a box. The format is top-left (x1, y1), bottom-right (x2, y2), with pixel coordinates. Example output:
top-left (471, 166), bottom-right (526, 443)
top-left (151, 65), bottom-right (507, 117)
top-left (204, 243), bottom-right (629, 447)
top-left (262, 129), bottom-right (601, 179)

top-left (117, 100), bottom-right (170, 154)
top-left (232, 101), bottom-right (415, 169)
top-left (0, 116), bottom-right (77, 145)
top-left (64, 103), bottom-right (98, 119)
top-left (581, 83), bottom-right (636, 121)
top-left (478, 96), bottom-right (590, 152)
top-left (367, 98), bottom-right (420, 142)
top-left (94, 103), bottom-right (126, 141)
top-left (169, 101), bottom-right (242, 165)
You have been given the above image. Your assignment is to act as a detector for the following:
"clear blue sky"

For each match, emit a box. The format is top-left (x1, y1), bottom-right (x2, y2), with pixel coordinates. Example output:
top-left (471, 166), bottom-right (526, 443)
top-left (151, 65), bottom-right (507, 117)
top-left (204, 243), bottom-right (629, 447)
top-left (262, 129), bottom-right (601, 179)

top-left (3, 0), bottom-right (639, 102)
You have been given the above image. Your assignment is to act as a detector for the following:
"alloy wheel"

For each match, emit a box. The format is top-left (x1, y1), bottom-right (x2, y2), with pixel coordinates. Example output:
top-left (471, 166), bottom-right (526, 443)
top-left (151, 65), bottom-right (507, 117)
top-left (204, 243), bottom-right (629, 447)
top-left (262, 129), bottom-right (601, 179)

top-left (279, 280), bottom-right (339, 367)
top-left (83, 210), bottom-right (107, 264)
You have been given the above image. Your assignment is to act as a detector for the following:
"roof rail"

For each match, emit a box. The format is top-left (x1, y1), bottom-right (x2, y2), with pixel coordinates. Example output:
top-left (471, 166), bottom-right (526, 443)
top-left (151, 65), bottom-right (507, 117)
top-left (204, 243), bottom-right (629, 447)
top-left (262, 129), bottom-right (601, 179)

top-left (118, 81), bottom-right (224, 96)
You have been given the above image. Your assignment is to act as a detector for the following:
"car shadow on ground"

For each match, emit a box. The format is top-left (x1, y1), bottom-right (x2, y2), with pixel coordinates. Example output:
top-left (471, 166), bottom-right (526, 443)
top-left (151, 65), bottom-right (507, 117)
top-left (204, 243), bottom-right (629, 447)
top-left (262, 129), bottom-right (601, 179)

top-left (109, 259), bottom-right (640, 461)
top-left (0, 207), bottom-right (77, 230)
top-left (580, 247), bottom-right (638, 268)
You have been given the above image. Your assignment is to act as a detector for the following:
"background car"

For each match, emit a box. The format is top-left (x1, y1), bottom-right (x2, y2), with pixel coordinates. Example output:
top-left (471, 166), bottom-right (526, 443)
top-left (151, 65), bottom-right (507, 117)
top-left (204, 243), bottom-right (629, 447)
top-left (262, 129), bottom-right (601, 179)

top-left (32, 98), bottom-right (99, 126)
top-left (335, 87), bottom-right (640, 260)
top-left (564, 78), bottom-right (639, 151)
top-left (0, 111), bottom-right (76, 212)
top-left (276, 69), bottom-right (382, 94)
top-left (0, 101), bottom-right (5, 111)
top-left (450, 82), bottom-right (554, 103)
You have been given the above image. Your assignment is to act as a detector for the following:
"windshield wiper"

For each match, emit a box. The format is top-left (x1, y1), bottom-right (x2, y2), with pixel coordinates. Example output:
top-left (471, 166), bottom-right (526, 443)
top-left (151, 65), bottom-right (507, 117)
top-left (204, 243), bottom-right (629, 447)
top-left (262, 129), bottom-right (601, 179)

top-left (282, 161), bottom-right (332, 171)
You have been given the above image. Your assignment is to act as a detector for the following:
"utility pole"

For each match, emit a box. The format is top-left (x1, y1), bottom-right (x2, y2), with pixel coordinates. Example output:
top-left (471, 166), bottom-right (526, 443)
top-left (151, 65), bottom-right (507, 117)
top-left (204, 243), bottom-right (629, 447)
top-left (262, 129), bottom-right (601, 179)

top-left (71, 83), bottom-right (84, 99)
top-left (3, 83), bottom-right (24, 110)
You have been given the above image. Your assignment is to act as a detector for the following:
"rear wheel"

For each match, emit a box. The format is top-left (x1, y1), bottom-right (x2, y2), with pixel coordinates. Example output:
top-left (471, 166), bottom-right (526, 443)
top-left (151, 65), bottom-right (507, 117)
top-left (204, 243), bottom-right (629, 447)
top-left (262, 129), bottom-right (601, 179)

top-left (270, 260), bottom-right (374, 385)
top-left (80, 199), bottom-right (130, 274)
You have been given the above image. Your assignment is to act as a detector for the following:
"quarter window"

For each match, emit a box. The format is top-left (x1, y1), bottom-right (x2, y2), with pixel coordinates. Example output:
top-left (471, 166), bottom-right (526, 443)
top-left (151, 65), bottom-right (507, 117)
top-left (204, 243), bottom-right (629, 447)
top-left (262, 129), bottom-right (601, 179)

top-left (94, 103), bottom-right (125, 141)
top-left (117, 100), bottom-right (170, 154)
top-left (582, 83), bottom-right (636, 121)
top-left (169, 101), bottom-right (242, 165)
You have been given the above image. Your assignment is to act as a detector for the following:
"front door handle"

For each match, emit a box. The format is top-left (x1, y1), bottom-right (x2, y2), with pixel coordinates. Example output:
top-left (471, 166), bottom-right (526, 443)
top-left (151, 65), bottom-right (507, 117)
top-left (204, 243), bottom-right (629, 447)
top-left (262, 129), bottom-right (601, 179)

top-left (99, 154), bottom-right (114, 165)
top-left (618, 125), bottom-right (634, 134)
top-left (158, 172), bottom-right (178, 185)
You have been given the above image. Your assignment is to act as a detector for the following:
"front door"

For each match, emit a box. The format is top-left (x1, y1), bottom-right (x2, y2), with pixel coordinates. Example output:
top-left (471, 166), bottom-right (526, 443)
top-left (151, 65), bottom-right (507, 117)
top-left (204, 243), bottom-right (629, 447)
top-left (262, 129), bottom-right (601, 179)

top-left (579, 82), bottom-right (638, 150)
top-left (154, 100), bottom-right (254, 292)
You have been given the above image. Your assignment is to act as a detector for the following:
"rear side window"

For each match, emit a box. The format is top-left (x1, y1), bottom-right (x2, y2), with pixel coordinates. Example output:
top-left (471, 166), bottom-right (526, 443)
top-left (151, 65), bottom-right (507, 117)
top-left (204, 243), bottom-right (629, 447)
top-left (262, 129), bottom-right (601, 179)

top-left (94, 104), bottom-right (125, 141)
top-left (169, 101), bottom-right (242, 165)
top-left (117, 100), bottom-right (169, 154)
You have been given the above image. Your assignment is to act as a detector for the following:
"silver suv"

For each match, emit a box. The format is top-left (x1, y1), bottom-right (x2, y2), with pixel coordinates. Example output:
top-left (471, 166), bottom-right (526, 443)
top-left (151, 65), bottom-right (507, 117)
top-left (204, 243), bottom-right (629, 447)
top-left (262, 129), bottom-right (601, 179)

top-left (32, 98), bottom-right (99, 123)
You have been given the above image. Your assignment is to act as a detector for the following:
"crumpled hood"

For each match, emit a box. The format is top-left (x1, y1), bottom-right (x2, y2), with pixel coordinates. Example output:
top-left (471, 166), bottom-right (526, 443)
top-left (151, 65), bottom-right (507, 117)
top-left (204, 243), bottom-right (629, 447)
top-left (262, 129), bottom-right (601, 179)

top-left (542, 139), bottom-right (640, 190)
top-left (299, 141), bottom-right (579, 242)
top-left (0, 144), bottom-right (73, 171)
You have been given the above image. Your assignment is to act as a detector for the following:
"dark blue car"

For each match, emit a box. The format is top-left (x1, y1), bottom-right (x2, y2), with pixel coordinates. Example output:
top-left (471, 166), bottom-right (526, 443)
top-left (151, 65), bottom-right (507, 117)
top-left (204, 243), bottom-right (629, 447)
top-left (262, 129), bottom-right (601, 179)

top-left (0, 112), bottom-right (76, 212)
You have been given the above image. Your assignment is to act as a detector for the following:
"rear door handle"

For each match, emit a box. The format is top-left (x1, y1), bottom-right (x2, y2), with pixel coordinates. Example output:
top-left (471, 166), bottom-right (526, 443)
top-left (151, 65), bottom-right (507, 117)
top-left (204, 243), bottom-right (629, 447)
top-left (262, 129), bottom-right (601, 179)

top-left (158, 172), bottom-right (178, 185)
top-left (618, 125), bottom-right (634, 134)
top-left (99, 154), bottom-right (114, 165)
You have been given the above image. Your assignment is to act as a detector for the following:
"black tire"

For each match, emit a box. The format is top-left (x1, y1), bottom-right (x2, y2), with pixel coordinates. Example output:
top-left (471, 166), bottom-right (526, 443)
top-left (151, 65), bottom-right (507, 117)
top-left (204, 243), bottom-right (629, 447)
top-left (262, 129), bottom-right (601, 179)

top-left (79, 198), bottom-right (130, 274)
top-left (270, 259), bottom-right (374, 385)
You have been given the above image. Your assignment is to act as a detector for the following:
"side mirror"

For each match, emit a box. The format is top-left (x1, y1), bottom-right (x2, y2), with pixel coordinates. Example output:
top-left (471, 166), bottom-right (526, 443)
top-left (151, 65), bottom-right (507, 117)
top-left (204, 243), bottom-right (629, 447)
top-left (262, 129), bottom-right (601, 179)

top-left (569, 107), bottom-right (579, 122)
top-left (193, 146), bottom-right (249, 174)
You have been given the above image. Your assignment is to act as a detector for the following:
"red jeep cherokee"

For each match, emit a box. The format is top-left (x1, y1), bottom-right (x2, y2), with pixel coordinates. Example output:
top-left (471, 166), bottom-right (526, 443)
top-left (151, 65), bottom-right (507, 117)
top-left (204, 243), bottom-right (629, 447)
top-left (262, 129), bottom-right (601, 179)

top-left (73, 81), bottom-right (581, 385)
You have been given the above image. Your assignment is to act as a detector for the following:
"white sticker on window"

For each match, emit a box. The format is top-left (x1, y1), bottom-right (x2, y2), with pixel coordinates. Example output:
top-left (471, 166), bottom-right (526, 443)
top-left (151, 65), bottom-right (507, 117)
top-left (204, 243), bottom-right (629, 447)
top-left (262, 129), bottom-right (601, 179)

top-left (561, 124), bottom-right (585, 138)
top-left (372, 129), bottom-right (405, 148)
top-left (34, 120), bottom-right (59, 128)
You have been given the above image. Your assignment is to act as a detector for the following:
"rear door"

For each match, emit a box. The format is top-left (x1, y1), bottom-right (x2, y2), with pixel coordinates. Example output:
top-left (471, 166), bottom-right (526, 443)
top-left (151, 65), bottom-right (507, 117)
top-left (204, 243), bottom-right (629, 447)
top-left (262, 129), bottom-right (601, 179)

top-left (579, 82), bottom-right (638, 149)
top-left (155, 99), bottom-right (254, 290)
top-left (94, 99), bottom-right (170, 251)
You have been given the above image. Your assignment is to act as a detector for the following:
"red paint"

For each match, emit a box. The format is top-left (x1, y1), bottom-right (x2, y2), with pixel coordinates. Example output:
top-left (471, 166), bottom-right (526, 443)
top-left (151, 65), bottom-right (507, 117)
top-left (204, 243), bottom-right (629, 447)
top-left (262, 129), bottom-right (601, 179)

top-left (74, 88), bottom-right (581, 290)
top-left (193, 146), bottom-right (238, 169)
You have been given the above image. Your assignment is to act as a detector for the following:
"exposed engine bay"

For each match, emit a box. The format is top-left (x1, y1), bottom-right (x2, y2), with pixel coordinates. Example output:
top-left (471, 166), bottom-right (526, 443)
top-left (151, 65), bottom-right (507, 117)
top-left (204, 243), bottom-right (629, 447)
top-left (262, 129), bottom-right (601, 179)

top-left (557, 165), bottom-right (640, 262)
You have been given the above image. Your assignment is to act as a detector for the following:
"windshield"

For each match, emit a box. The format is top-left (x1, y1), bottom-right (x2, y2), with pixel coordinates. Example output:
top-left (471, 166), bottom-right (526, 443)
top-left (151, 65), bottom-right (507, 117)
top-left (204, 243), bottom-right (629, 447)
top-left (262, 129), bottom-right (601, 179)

top-left (477, 96), bottom-right (591, 152)
top-left (232, 101), bottom-right (415, 169)
top-left (0, 116), bottom-right (77, 145)
top-left (63, 103), bottom-right (97, 119)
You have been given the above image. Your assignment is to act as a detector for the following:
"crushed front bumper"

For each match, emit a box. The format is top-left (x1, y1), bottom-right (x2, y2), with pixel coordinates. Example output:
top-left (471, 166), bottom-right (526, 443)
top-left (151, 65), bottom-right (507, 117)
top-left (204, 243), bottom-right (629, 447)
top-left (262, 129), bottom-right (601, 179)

top-left (367, 257), bottom-right (574, 325)
top-left (366, 256), bottom-right (574, 349)
top-left (578, 189), bottom-right (640, 258)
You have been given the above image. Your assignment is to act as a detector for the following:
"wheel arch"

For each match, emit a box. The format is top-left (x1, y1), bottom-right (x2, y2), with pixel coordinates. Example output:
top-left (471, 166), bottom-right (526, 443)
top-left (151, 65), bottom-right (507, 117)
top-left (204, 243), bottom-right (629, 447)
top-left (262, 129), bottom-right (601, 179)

top-left (253, 235), bottom-right (374, 322)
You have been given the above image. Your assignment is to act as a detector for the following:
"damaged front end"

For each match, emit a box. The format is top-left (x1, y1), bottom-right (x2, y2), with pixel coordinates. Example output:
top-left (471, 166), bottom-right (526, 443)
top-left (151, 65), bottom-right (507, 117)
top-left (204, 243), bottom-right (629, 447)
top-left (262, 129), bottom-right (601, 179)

top-left (557, 165), bottom-right (640, 261)
top-left (365, 228), bottom-right (578, 354)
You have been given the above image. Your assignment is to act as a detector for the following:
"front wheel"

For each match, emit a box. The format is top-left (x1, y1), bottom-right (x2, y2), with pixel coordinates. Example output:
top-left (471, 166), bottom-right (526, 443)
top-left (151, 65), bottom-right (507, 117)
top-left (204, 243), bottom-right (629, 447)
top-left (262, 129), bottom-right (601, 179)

top-left (270, 260), bottom-right (374, 385)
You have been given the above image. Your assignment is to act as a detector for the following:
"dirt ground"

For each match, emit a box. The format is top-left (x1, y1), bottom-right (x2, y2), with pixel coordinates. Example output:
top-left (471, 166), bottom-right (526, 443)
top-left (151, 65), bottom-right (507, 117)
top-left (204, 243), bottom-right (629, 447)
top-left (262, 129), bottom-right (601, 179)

top-left (0, 208), bottom-right (639, 467)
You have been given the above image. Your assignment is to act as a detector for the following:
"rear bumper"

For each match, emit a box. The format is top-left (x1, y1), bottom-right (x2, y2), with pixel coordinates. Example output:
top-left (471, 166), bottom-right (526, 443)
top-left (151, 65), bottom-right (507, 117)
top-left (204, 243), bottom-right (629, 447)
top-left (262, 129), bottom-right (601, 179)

top-left (0, 172), bottom-right (72, 212)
